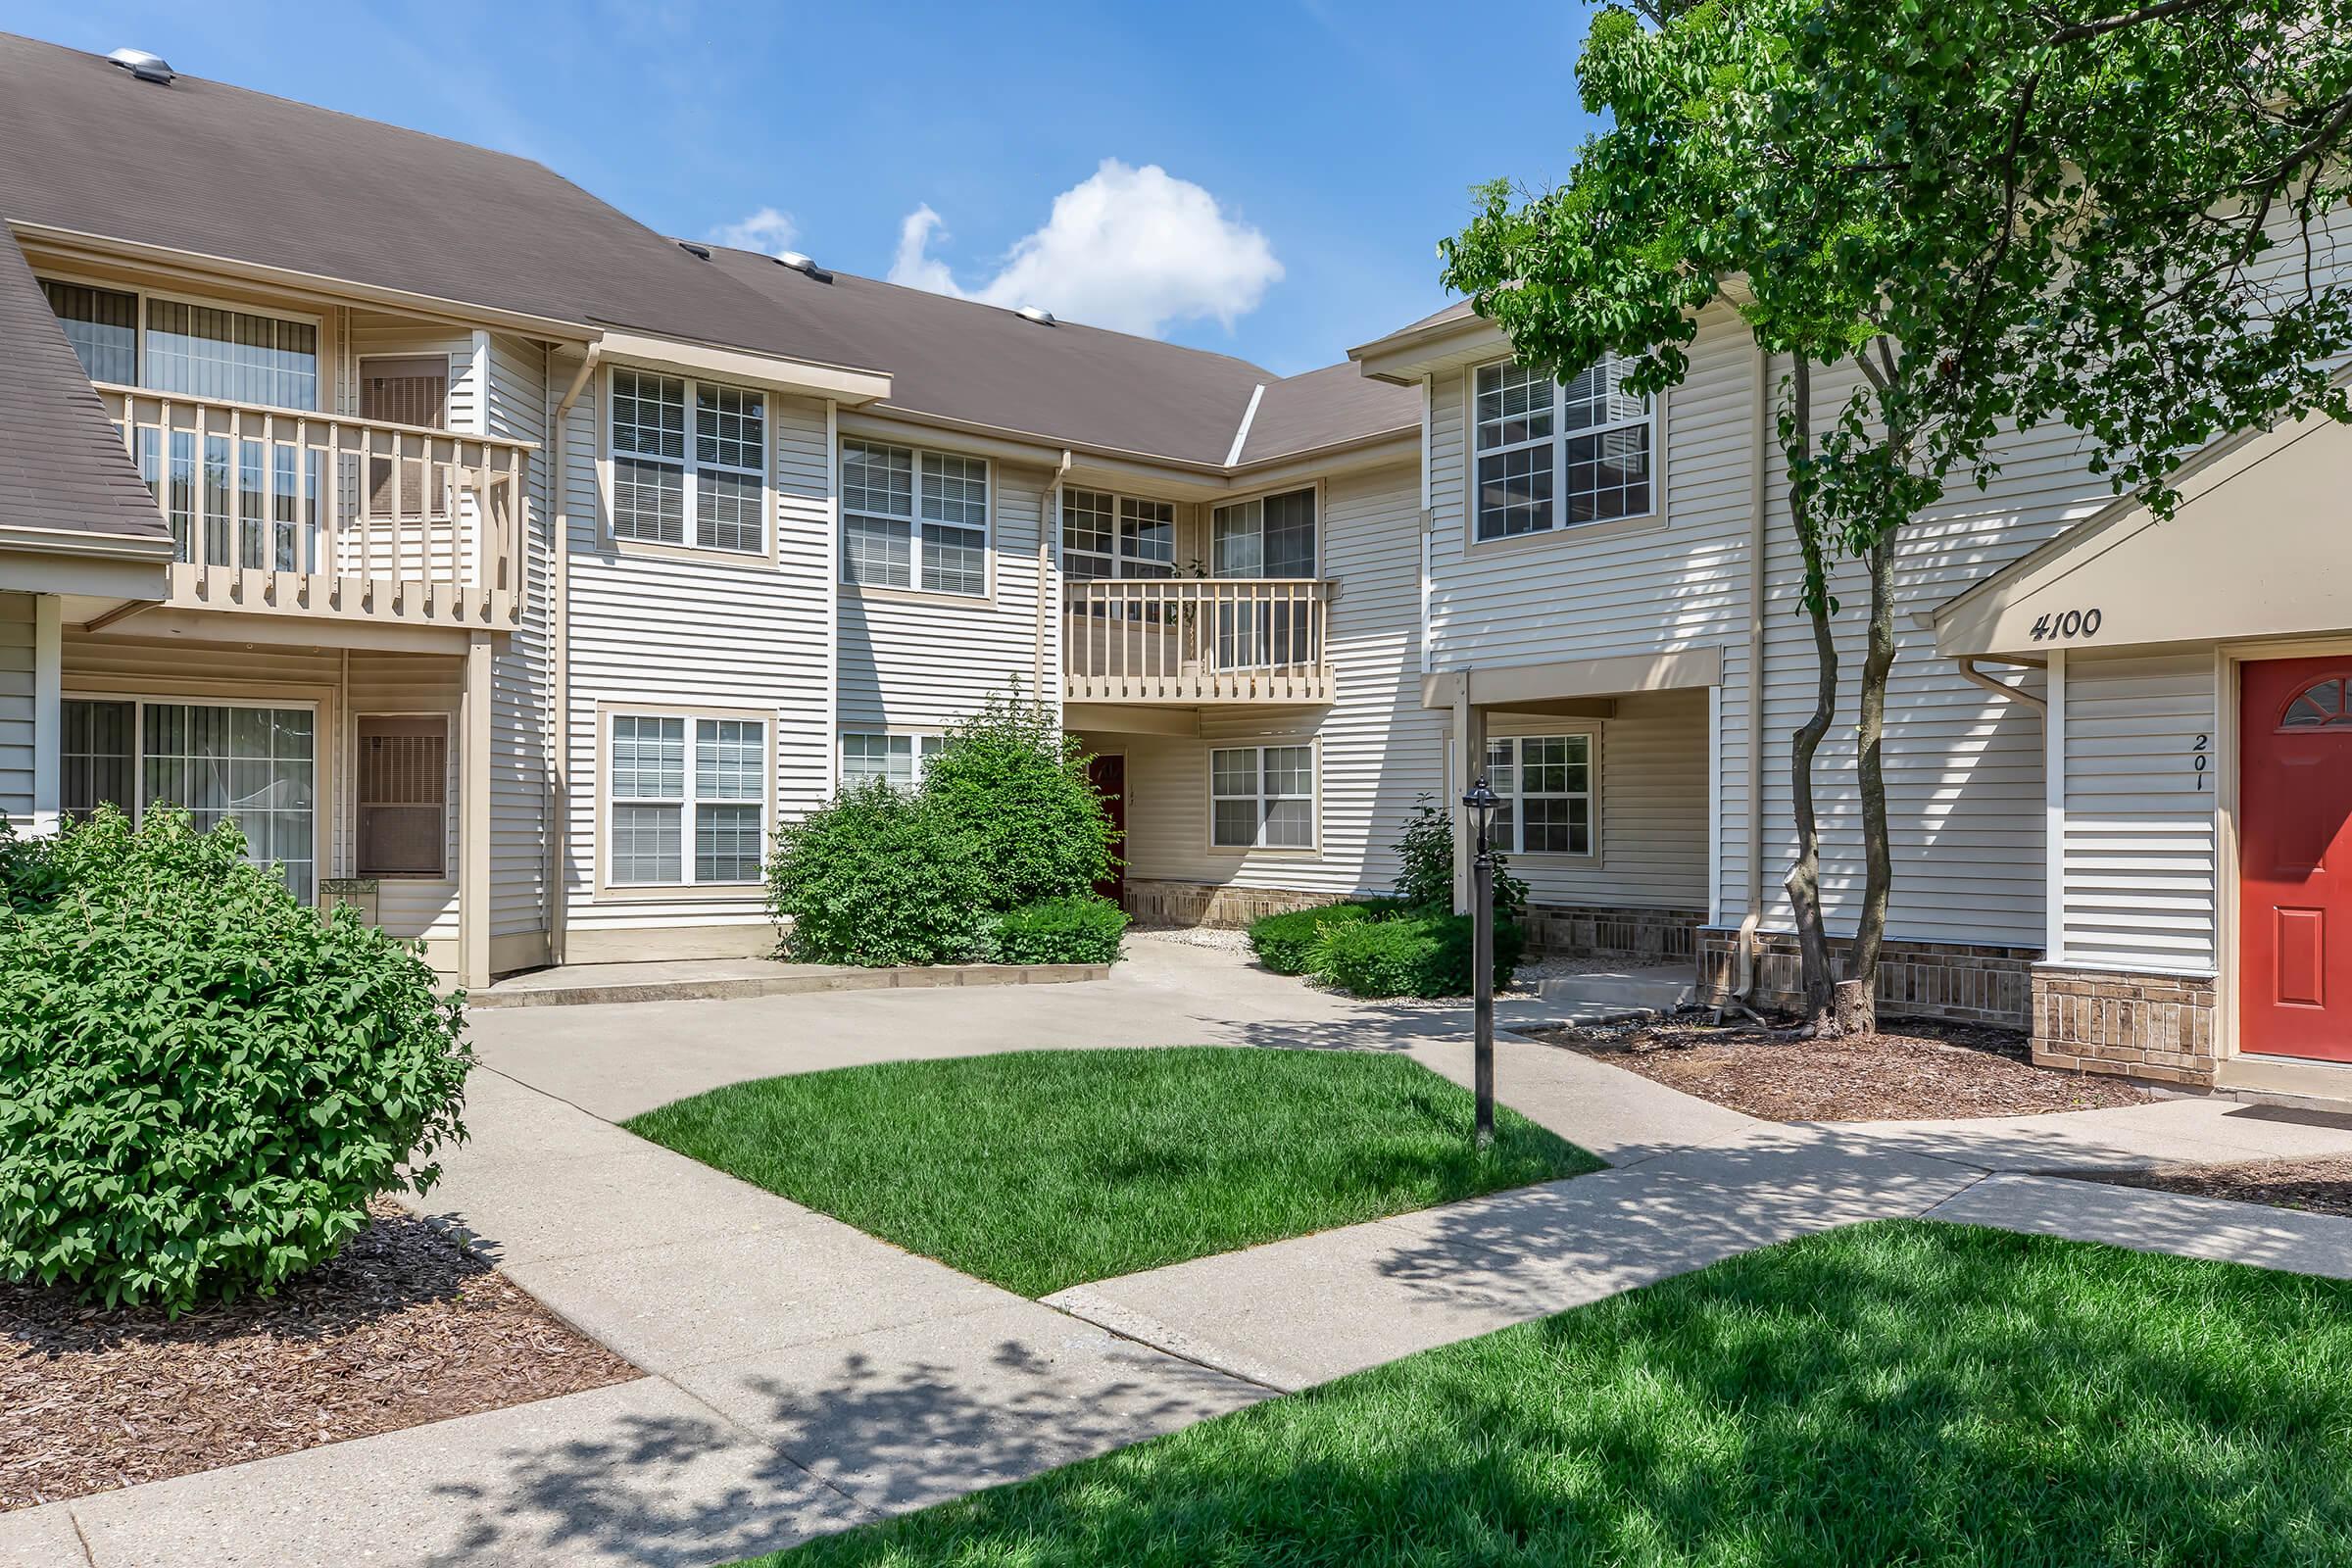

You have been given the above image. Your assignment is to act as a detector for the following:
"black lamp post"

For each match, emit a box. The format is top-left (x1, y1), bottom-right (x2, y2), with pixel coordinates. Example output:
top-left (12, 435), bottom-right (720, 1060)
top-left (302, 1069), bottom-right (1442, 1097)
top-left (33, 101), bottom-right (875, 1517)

top-left (1461, 774), bottom-right (1501, 1150)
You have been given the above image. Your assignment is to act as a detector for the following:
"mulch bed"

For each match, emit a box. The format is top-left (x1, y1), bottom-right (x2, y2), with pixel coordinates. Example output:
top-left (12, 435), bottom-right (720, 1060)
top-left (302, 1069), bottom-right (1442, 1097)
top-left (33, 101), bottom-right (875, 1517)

top-left (1529, 1013), bottom-right (2156, 1122)
top-left (2082, 1156), bottom-right (2352, 1219)
top-left (2, 1200), bottom-right (638, 1511)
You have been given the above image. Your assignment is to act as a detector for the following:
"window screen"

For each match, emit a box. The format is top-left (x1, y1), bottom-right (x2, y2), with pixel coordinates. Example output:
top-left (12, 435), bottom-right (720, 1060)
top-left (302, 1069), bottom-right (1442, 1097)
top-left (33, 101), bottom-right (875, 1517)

top-left (357, 715), bottom-right (449, 877)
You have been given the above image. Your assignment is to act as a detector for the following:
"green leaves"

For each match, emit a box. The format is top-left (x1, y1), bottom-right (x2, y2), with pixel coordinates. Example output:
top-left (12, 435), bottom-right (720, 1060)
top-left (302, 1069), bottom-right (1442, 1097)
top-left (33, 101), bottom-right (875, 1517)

top-left (0, 807), bottom-right (471, 1314)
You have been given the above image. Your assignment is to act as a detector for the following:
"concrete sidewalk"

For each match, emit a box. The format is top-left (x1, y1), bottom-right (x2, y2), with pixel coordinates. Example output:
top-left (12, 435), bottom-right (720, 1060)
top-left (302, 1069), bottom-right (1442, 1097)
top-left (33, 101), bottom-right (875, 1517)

top-left (17, 940), bottom-right (2352, 1567)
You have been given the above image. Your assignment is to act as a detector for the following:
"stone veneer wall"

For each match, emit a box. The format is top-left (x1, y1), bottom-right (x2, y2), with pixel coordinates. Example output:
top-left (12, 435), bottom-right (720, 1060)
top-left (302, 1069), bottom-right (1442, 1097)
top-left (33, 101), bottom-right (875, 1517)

top-left (1696, 927), bottom-right (2037, 1029)
top-left (2031, 964), bottom-right (2220, 1087)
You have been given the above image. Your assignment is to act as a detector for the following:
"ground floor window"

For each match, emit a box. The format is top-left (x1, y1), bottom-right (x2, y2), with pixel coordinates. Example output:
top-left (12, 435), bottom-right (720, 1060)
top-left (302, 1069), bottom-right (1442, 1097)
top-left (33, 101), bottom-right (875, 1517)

top-left (60, 697), bottom-right (318, 900)
top-left (356, 714), bottom-right (450, 878)
top-left (1485, 734), bottom-right (1593, 855)
top-left (1210, 743), bottom-right (1315, 850)
top-left (608, 712), bottom-right (768, 887)
top-left (840, 731), bottom-right (945, 791)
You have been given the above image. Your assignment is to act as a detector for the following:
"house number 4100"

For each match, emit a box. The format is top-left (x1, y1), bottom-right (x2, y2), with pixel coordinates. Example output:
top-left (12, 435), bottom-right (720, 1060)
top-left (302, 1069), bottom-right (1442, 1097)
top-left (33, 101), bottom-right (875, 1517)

top-left (2030, 608), bottom-right (2102, 642)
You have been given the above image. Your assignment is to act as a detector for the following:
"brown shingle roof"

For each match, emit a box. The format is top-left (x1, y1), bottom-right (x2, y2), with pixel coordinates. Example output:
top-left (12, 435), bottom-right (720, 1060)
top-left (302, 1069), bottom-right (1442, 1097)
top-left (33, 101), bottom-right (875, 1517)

top-left (0, 33), bottom-right (884, 374)
top-left (1237, 362), bottom-right (1418, 466)
top-left (0, 225), bottom-right (169, 543)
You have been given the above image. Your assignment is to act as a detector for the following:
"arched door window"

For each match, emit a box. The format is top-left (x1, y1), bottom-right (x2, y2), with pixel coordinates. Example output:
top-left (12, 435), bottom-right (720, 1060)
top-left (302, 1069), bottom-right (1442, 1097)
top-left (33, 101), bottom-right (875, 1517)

top-left (2280, 676), bottom-right (2352, 731)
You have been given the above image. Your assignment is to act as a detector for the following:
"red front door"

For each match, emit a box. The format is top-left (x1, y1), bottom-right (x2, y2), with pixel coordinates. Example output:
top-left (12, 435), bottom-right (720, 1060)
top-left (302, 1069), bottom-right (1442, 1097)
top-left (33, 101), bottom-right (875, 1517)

top-left (2240, 657), bottom-right (2352, 1061)
top-left (1088, 754), bottom-right (1127, 908)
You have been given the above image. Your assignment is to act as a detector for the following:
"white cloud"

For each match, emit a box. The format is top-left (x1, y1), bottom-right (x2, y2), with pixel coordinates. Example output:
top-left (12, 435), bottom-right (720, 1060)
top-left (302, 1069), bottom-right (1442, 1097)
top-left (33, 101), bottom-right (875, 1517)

top-left (710, 206), bottom-right (799, 257)
top-left (886, 161), bottom-right (1284, 338)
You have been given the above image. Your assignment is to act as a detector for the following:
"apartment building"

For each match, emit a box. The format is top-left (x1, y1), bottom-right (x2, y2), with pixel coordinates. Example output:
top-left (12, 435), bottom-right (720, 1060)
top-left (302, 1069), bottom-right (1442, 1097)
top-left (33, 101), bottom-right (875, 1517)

top-left (5, 32), bottom-right (2349, 1099)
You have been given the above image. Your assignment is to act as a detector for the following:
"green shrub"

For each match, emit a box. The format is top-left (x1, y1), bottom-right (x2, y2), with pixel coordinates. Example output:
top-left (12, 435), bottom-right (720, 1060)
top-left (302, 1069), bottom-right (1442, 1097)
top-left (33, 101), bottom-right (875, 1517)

top-left (1248, 901), bottom-right (1399, 975)
top-left (0, 807), bottom-right (470, 1313)
top-left (920, 696), bottom-right (1117, 910)
top-left (1394, 793), bottom-right (1530, 917)
top-left (1309, 910), bottom-right (1525, 999)
top-left (768, 780), bottom-right (988, 965)
top-left (983, 895), bottom-right (1129, 965)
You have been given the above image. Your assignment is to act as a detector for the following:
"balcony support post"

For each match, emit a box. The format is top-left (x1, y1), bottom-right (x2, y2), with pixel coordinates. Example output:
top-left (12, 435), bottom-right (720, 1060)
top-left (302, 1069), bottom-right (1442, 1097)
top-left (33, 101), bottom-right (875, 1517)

top-left (459, 628), bottom-right (495, 991)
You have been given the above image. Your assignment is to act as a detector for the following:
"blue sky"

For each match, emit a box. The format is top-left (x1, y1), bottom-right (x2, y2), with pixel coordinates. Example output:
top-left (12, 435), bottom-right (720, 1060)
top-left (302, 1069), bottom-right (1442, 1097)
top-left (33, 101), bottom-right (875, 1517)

top-left (12, 1), bottom-right (1608, 374)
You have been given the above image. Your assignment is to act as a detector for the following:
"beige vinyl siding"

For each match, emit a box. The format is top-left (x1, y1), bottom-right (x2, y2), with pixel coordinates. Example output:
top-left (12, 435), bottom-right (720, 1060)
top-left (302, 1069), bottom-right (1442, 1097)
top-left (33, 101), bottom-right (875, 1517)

top-left (1082, 463), bottom-right (1445, 897)
top-left (836, 453), bottom-right (1054, 731)
top-left (2061, 652), bottom-right (2219, 971)
top-left (483, 332), bottom-right (550, 944)
top-left (561, 375), bottom-right (834, 948)
top-left (0, 593), bottom-right (34, 823)
top-left (1473, 690), bottom-right (1710, 910)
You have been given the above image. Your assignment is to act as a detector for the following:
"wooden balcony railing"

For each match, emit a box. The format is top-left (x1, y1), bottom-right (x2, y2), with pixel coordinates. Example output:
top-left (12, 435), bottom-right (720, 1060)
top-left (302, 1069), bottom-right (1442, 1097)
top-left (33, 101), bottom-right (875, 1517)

top-left (98, 384), bottom-right (535, 631)
top-left (1063, 577), bottom-right (1335, 704)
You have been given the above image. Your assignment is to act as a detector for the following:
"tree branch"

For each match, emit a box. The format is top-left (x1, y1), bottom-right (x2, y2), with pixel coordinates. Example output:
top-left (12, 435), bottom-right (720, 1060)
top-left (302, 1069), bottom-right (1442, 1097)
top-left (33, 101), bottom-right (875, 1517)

top-left (2044, 0), bottom-right (2232, 46)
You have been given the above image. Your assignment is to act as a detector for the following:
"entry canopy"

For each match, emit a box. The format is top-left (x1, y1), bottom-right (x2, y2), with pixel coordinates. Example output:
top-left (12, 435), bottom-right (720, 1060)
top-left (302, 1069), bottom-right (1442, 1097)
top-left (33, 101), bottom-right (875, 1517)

top-left (1935, 401), bottom-right (2352, 660)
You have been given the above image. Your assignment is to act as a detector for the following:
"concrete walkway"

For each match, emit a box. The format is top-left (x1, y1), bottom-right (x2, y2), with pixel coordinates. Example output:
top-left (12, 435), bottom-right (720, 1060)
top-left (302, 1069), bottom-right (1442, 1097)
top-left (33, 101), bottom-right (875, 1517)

top-left (13, 937), bottom-right (2352, 1566)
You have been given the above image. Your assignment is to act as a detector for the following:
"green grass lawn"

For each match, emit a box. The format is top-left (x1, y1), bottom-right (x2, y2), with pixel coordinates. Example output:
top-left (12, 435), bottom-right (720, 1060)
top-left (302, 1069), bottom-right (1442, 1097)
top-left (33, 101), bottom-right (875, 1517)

top-left (748, 1221), bottom-right (2352, 1567)
top-left (624, 1046), bottom-right (1597, 1297)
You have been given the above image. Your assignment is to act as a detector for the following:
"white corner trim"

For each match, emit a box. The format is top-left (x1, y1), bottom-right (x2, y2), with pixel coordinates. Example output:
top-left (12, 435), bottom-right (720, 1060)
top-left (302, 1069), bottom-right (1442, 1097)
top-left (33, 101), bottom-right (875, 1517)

top-left (32, 596), bottom-right (61, 832)
top-left (1223, 384), bottom-right (1266, 467)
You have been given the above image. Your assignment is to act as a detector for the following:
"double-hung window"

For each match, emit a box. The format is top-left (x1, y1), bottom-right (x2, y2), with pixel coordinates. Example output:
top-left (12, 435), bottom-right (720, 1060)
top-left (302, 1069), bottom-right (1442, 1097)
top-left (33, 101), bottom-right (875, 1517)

top-left (611, 368), bottom-right (768, 555)
top-left (608, 713), bottom-right (768, 887)
top-left (841, 439), bottom-right (989, 596)
top-left (840, 732), bottom-right (946, 791)
top-left (1484, 734), bottom-right (1594, 855)
top-left (1473, 354), bottom-right (1653, 541)
top-left (60, 698), bottom-right (318, 901)
top-left (1210, 744), bottom-right (1315, 850)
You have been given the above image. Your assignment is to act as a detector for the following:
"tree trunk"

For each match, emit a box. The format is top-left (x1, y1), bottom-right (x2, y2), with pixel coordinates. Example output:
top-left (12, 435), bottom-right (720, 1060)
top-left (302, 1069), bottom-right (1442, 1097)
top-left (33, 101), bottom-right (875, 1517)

top-left (1845, 530), bottom-right (1899, 1036)
top-left (1780, 356), bottom-right (1840, 1035)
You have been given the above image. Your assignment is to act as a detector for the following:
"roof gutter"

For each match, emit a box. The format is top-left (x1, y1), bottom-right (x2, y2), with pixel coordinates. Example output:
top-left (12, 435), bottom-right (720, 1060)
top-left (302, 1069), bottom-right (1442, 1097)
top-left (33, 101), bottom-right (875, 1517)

top-left (0, 520), bottom-right (175, 561)
top-left (545, 337), bottom-right (603, 970)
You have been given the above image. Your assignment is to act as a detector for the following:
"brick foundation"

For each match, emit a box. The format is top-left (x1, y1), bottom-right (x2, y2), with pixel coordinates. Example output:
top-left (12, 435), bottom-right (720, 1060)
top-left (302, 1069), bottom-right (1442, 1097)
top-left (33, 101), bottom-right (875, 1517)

top-left (1524, 904), bottom-right (1704, 964)
top-left (2031, 964), bottom-right (2220, 1087)
top-left (1696, 927), bottom-right (2037, 1029)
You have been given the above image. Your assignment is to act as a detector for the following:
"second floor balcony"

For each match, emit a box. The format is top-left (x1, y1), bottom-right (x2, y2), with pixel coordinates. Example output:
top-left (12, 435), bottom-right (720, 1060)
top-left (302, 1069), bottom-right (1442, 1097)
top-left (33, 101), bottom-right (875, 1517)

top-left (1063, 577), bottom-right (1335, 705)
top-left (96, 384), bottom-right (534, 633)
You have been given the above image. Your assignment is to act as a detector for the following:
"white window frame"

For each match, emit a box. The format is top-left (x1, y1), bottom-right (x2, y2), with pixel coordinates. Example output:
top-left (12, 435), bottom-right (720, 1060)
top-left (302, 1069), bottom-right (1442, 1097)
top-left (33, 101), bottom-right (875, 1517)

top-left (607, 367), bottom-right (772, 560)
top-left (1470, 354), bottom-right (1658, 545)
top-left (1059, 487), bottom-right (1180, 581)
top-left (1484, 732), bottom-right (1598, 858)
top-left (38, 271), bottom-right (324, 411)
top-left (57, 693), bottom-right (325, 901)
top-left (839, 439), bottom-right (992, 598)
top-left (600, 707), bottom-right (771, 893)
top-left (838, 730), bottom-right (947, 792)
top-left (1207, 741), bottom-right (1319, 854)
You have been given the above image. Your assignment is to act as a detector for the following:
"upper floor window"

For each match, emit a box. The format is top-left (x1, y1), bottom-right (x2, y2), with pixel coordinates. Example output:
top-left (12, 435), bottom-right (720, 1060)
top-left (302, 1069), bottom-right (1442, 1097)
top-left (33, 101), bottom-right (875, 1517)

top-left (42, 279), bottom-right (318, 410)
top-left (611, 368), bottom-right (768, 556)
top-left (1062, 488), bottom-right (1176, 579)
top-left (841, 439), bottom-right (988, 597)
top-left (1473, 355), bottom-right (1652, 542)
top-left (1212, 487), bottom-right (1315, 578)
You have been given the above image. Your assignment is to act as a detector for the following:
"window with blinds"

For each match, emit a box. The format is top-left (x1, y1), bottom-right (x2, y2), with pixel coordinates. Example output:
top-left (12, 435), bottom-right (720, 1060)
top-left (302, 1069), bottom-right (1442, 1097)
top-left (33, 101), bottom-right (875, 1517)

top-left (361, 356), bottom-right (452, 517)
top-left (357, 715), bottom-right (449, 877)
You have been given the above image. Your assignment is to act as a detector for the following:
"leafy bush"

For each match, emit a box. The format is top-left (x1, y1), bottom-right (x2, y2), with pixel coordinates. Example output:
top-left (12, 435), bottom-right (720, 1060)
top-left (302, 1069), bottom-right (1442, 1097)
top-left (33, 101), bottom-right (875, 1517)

top-left (1309, 910), bottom-right (1525, 1000)
top-left (768, 780), bottom-right (989, 965)
top-left (1248, 900), bottom-right (1400, 975)
top-left (0, 807), bottom-right (470, 1312)
top-left (983, 895), bottom-right (1129, 965)
top-left (1394, 793), bottom-right (1530, 917)
top-left (920, 696), bottom-right (1116, 910)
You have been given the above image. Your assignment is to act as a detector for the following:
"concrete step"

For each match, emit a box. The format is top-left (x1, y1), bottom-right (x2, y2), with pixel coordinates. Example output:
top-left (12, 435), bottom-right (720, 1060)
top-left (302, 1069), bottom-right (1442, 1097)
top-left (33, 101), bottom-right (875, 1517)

top-left (1533, 966), bottom-right (1695, 1017)
top-left (2214, 1053), bottom-right (2352, 1117)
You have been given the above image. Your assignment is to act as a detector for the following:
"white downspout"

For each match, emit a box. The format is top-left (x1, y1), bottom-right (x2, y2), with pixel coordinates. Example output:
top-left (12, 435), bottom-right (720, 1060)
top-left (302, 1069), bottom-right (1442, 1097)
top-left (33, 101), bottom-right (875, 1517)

top-left (1419, 372), bottom-right (1435, 677)
top-left (1732, 343), bottom-right (1770, 1004)
top-left (544, 340), bottom-right (601, 969)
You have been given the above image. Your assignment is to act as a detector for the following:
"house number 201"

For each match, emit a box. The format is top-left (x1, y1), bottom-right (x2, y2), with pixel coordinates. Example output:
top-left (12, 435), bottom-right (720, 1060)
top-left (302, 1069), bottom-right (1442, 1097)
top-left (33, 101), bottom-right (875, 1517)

top-left (2030, 608), bottom-right (2102, 642)
top-left (2193, 733), bottom-right (2210, 790)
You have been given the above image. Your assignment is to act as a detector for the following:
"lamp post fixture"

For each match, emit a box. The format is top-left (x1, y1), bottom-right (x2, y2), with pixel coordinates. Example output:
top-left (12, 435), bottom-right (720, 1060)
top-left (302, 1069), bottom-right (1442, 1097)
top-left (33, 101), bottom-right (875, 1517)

top-left (1461, 774), bottom-right (1501, 1151)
